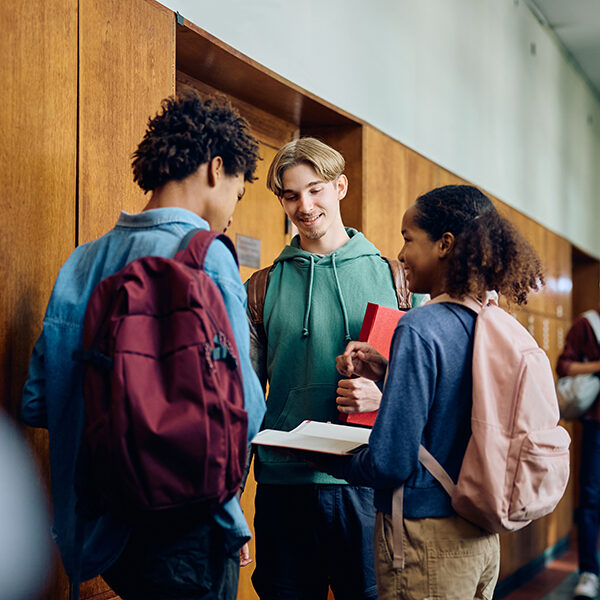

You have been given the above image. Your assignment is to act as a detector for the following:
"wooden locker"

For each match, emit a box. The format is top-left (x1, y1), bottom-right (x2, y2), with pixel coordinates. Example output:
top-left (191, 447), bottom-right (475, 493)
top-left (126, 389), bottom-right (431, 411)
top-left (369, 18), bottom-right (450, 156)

top-left (361, 126), bottom-right (439, 259)
top-left (2, 1), bottom-right (78, 598)
top-left (78, 0), bottom-right (175, 245)
top-left (361, 126), bottom-right (406, 257)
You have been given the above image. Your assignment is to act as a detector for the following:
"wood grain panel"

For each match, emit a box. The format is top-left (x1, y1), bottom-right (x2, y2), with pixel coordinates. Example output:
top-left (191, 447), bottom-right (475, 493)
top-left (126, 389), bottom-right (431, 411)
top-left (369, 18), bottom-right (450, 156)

top-left (544, 230), bottom-right (560, 319)
top-left (361, 126), bottom-right (437, 258)
top-left (1, 1), bottom-right (78, 598)
top-left (177, 70), bottom-right (297, 150)
top-left (406, 146), bottom-right (439, 206)
top-left (529, 220), bottom-right (547, 315)
top-left (537, 227), bottom-right (552, 316)
top-left (1, 0), bottom-right (77, 416)
top-left (361, 126), bottom-right (404, 257)
top-left (78, 0), bottom-right (175, 244)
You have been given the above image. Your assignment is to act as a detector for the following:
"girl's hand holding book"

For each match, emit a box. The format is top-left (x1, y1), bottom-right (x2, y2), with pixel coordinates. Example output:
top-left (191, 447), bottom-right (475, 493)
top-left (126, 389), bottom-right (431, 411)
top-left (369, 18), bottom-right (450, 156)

top-left (336, 341), bottom-right (388, 382)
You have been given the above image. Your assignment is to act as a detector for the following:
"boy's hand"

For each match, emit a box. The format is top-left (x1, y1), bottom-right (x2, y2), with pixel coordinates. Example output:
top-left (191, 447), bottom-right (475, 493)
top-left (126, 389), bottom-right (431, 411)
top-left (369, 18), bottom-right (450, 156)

top-left (240, 543), bottom-right (252, 567)
top-left (336, 378), bottom-right (382, 413)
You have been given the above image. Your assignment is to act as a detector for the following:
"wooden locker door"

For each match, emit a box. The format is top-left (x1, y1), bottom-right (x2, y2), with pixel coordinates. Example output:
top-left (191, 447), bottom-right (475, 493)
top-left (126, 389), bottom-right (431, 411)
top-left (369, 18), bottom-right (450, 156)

top-left (556, 236), bottom-right (572, 321)
top-left (523, 216), bottom-right (546, 315)
top-left (2, 1), bottom-right (78, 599)
top-left (78, 0), bottom-right (175, 245)
top-left (362, 126), bottom-right (438, 259)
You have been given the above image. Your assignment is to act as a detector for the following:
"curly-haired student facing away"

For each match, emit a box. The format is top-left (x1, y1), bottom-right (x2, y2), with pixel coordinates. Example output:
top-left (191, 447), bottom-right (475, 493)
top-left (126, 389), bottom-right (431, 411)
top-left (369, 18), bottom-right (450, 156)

top-left (22, 91), bottom-right (265, 600)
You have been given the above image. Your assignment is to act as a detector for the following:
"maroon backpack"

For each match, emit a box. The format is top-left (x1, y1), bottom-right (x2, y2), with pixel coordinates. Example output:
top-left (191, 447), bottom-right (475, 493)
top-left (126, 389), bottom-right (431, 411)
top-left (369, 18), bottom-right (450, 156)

top-left (78, 230), bottom-right (248, 519)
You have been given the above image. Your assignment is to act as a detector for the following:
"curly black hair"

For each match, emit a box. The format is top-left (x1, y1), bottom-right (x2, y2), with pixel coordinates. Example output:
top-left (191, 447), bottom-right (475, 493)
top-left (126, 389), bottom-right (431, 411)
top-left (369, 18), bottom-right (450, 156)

top-left (131, 91), bottom-right (260, 192)
top-left (414, 185), bottom-right (544, 305)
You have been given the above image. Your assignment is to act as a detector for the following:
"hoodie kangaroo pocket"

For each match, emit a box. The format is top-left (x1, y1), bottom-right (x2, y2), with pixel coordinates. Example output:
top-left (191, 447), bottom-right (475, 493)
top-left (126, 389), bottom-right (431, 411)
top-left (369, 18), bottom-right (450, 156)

top-left (270, 384), bottom-right (338, 431)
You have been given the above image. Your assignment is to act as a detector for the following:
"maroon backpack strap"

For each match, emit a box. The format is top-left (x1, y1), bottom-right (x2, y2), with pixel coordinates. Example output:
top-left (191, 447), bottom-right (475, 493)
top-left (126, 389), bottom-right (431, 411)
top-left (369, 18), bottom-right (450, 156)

top-left (383, 257), bottom-right (412, 310)
top-left (247, 265), bottom-right (272, 326)
top-left (178, 229), bottom-right (239, 269)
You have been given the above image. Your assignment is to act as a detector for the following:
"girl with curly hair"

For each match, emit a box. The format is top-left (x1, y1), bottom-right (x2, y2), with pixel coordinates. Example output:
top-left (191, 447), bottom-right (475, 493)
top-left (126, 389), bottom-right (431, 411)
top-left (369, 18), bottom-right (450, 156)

top-left (326, 185), bottom-right (544, 599)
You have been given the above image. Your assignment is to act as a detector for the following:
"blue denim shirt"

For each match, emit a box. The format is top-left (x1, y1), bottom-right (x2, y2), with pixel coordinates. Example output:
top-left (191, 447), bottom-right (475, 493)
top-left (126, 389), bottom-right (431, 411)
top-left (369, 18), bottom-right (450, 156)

top-left (21, 208), bottom-right (266, 581)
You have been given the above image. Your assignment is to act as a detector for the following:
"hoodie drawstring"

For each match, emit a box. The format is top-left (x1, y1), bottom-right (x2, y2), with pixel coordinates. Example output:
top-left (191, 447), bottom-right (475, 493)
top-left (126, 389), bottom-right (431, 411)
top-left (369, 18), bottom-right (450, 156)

top-left (331, 254), bottom-right (352, 342)
top-left (302, 255), bottom-right (315, 338)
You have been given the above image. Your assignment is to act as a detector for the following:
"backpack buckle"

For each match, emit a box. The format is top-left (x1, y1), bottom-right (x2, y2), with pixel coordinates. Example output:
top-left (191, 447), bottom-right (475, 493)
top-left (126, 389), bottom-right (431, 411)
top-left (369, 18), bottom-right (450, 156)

top-left (211, 334), bottom-right (238, 369)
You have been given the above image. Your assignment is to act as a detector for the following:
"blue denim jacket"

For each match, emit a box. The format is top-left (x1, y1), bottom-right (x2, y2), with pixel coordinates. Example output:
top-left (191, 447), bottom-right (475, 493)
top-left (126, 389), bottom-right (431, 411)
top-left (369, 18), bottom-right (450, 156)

top-left (21, 208), bottom-right (266, 581)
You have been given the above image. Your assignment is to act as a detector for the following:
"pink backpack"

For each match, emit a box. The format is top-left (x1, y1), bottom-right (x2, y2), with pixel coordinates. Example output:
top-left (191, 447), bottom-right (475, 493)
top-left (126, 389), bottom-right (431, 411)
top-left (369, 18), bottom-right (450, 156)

top-left (77, 230), bottom-right (248, 519)
top-left (392, 294), bottom-right (570, 567)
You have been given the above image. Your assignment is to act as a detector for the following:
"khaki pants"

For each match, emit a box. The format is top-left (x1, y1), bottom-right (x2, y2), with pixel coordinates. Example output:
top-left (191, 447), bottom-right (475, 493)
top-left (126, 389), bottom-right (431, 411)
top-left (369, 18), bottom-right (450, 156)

top-left (374, 512), bottom-right (500, 600)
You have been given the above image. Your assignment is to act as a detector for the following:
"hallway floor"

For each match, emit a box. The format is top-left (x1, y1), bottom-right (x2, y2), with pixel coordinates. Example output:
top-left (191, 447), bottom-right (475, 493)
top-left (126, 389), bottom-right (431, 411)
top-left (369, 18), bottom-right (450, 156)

top-left (500, 539), bottom-right (581, 600)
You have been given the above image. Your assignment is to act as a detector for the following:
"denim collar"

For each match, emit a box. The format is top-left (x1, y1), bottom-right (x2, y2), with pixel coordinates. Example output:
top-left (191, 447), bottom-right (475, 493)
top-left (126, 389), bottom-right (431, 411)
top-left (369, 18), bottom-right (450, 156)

top-left (116, 207), bottom-right (208, 229)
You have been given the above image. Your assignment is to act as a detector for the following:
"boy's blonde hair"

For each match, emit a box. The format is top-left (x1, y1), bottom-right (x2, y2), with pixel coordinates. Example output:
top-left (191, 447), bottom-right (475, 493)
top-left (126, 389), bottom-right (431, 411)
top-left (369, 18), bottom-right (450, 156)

top-left (267, 137), bottom-right (345, 197)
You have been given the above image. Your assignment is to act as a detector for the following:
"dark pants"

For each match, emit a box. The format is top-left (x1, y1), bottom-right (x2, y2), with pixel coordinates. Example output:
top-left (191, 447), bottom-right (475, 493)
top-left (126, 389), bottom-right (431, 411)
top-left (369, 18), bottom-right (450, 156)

top-left (578, 420), bottom-right (600, 575)
top-left (252, 484), bottom-right (378, 600)
top-left (102, 516), bottom-right (239, 600)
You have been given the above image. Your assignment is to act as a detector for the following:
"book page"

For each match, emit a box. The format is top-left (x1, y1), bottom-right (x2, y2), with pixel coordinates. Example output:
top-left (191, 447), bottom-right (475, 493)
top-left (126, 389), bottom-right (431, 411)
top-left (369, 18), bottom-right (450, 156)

top-left (252, 420), bottom-right (371, 455)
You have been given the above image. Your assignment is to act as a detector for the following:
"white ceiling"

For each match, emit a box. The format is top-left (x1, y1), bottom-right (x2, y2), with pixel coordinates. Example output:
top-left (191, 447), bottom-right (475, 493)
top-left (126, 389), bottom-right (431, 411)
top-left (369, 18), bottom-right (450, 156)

top-left (526, 0), bottom-right (600, 99)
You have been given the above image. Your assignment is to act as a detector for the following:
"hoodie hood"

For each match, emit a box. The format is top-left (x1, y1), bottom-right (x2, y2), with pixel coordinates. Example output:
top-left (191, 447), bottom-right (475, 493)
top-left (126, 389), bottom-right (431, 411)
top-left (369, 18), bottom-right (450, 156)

top-left (272, 228), bottom-right (382, 342)
top-left (273, 228), bottom-right (381, 266)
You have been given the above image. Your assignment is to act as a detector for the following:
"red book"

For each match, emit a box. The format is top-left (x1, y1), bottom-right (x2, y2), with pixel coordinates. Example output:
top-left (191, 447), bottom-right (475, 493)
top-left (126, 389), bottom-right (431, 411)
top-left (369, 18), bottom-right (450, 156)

top-left (339, 303), bottom-right (405, 427)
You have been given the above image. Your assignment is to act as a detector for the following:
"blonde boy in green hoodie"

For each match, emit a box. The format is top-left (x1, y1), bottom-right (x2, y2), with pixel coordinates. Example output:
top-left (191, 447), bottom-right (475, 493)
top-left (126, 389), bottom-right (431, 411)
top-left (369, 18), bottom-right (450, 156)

top-left (247, 138), bottom-right (416, 600)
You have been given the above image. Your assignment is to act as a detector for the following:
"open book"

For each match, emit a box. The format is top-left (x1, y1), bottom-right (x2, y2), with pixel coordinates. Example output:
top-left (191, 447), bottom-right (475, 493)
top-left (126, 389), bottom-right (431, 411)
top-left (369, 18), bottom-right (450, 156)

top-left (252, 420), bottom-right (371, 455)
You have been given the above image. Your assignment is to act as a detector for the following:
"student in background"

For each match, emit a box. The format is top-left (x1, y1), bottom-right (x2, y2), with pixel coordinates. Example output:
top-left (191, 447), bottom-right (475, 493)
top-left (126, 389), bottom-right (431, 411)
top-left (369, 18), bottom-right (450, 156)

top-left (557, 308), bottom-right (600, 599)
top-left (246, 137), bottom-right (422, 600)
top-left (21, 91), bottom-right (265, 600)
top-left (331, 185), bottom-right (544, 599)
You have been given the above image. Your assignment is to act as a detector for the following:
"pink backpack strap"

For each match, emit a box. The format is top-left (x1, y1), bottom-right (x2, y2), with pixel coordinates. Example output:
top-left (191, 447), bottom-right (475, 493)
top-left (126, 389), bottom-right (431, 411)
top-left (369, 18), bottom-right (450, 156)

top-left (391, 446), bottom-right (458, 569)
top-left (425, 292), bottom-right (483, 313)
top-left (418, 445), bottom-right (457, 496)
top-left (391, 487), bottom-right (405, 569)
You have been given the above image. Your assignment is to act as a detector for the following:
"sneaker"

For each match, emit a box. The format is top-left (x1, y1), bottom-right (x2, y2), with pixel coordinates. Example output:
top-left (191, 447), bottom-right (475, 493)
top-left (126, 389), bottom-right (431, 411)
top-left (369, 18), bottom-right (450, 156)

top-left (575, 572), bottom-right (600, 599)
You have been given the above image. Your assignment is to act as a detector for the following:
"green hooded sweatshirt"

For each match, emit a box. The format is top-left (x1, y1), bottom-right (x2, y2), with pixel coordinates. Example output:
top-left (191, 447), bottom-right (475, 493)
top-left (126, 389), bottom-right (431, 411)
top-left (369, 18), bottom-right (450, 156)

top-left (255, 228), bottom-right (402, 485)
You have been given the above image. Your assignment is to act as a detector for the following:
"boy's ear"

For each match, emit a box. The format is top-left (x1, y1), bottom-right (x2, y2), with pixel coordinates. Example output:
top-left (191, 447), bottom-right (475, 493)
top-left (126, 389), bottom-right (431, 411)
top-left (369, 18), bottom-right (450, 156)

top-left (207, 156), bottom-right (224, 187)
top-left (336, 174), bottom-right (348, 201)
top-left (438, 232), bottom-right (455, 258)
